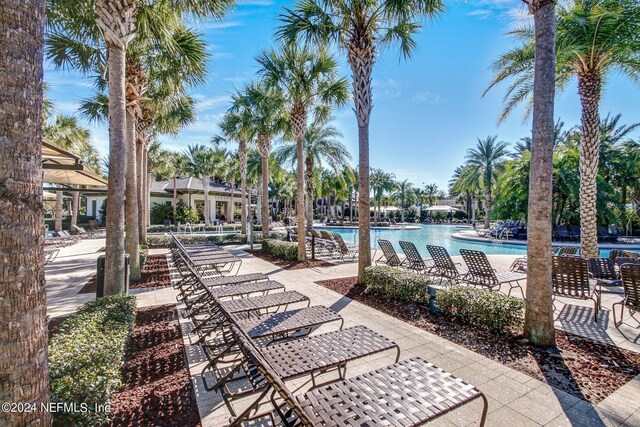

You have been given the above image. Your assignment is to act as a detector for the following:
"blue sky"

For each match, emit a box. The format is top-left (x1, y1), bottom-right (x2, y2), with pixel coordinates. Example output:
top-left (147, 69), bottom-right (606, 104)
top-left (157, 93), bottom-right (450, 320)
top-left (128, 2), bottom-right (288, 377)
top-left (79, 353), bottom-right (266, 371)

top-left (44, 0), bottom-right (640, 191)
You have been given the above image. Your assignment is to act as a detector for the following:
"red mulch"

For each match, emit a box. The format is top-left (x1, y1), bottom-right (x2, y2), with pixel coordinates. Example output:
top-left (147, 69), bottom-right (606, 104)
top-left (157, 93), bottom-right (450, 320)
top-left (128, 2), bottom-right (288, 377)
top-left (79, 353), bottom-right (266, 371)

top-left (108, 304), bottom-right (201, 427)
top-left (130, 255), bottom-right (171, 290)
top-left (316, 276), bottom-right (640, 404)
top-left (78, 255), bottom-right (171, 294)
top-left (246, 250), bottom-right (334, 270)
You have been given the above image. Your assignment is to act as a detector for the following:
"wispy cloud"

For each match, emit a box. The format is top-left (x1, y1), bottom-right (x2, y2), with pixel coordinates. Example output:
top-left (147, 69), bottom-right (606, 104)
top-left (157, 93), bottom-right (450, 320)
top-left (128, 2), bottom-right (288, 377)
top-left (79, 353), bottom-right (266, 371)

top-left (469, 0), bottom-right (531, 26)
top-left (201, 20), bottom-right (243, 30)
top-left (467, 9), bottom-right (492, 19)
top-left (412, 91), bottom-right (442, 104)
top-left (236, 0), bottom-right (274, 5)
top-left (372, 78), bottom-right (407, 100)
top-left (193, 94), bottom-right (231, 112)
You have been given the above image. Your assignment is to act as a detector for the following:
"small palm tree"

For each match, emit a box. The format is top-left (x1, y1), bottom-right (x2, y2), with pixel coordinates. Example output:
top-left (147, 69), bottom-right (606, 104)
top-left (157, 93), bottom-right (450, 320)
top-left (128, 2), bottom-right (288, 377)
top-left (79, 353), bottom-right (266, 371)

top-left (465, 136), bottom-right (509, 229)
top-left (231, 81), bottom-right (285, 239)
top-left (370, 169), bottom-right (396, 224)
top-left (258, 44), bottom-right (349, 260)
top-left (392, 180), bottom-right (417, 223)
top-left (486, 0), bottom-right (640, 257)
top-left (275, 117), bottom-right (351, 230)
top-left (450, 166), bottom-right (482, 225)
top-left (279, 0), bottom-right (444, 277)
top-left (184, 145), bottom-right (218, 225)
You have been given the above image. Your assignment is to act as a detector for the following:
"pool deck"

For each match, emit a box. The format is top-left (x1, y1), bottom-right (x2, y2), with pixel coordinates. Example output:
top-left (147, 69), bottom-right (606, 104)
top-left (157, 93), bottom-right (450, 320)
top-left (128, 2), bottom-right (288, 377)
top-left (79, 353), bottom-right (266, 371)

top-left (452, 229), bottom-right (640, 251)
top-left (44, 238), bottom-right (640, 426)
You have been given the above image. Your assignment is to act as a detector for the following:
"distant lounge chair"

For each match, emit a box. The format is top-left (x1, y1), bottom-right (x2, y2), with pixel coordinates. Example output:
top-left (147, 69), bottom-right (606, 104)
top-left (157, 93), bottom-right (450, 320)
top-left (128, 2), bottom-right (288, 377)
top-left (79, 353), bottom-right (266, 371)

top-left (614, 263), bottom-right (640, 326)
top-left (556, 247), bottom-right (579, 256)
top-left (587, 257), bottom-right (622, 287)
top-left (570, 225), bottom-right (581, 241)
top-left (399, 241), bottom-right (434, 273)
top-left (460, 249), bottom-right (526, 298)
top-left (552, 256), bottom-right (601, 323)
top-left (427, 245), bottom-right (468, 285)
top-left (332, 233), bottom-right (358, 262)
top-left (556, 226), bottom-right (571, 241)
top-left (597, 226), bottom-right (614, 242)
top-left (376, 240), bottom-right (404, 267)
top-left (608, 224), bottom-right (623, 241)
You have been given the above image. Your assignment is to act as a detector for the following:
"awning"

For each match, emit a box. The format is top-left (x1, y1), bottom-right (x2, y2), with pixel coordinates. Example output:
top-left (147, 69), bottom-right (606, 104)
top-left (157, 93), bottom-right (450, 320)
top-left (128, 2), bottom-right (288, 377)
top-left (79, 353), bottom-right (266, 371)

top-left (370, 206), bottom-right (400, 212)
top-left (42, 139), bottom-right (107, 186)
top-left (424, 205), bottom-right (463, 212)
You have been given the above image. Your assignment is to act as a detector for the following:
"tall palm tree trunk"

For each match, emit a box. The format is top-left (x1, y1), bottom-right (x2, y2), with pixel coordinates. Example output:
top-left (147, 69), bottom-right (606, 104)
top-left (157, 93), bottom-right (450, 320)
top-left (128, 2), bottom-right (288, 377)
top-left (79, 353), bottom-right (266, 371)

top-left (239, 141), bottom-right (248, 234)
top-left (55, 191), bottom-right (63, 231)
top-left (0, 3), bottom-right (51, 424)
top-left (524, 0), bottom-right (557, 347)
top-left (578, 71), bottom-right (601, 258)
top-left (103, 44), bottom-right (128, 294)
top-left (483, 175), bottom-right (491, 229)
top-left (136, 139), bottom-right (145, 243)
top-left (71, 187), bottom-right (79, 227)
top-left (304, 155), bottom-right (314, 231)
top-left (291, 106), bottom-right (307, 260)
top-left (258, 137), bottom-right (270, 239)
top-left (229, 180), bottom-right (235, 223)
top-left (349, 38), bottom-right (374, 280)
top-left (98, 0), bottom-right (136, 294)
top-left (172, 175), bottom-right (178, 220)
top-left (124, 111), bottom-right (140, 280)
top-left (203, 178), bottom-right (210, 225)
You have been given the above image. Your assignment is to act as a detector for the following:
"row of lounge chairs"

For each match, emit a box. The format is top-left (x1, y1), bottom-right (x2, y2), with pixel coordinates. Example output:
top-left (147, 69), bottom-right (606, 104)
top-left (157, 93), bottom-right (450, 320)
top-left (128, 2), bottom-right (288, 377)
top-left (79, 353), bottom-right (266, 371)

top-left (285, 227), bottom-right (359, 262)
top-left (555, 224), bottom-right (626, 242)
top-left (44, 225), bottom-right (105, 248)
top-left (170, 233), bottom-right (489, 426)
top-left (376, 239), bottom-right (640, 324)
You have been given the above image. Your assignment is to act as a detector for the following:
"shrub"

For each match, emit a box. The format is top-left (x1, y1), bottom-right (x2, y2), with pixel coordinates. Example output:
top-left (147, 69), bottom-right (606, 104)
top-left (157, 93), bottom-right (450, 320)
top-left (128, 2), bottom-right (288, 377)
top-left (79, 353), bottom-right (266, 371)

top-left (146, 233), bottom-right (248, 248)
top-left (362, 266), bottom-right (433, 304)
top-left (262, 239), bottom-right (298, 261)
top-left (139, 244), bottom-right (149, 267)
top-left (49, 295), bottom-right (137, 425)
top-left (437, 286), bottom-right (524, 333)
top-left (149, 202), bottom-right (199, 225)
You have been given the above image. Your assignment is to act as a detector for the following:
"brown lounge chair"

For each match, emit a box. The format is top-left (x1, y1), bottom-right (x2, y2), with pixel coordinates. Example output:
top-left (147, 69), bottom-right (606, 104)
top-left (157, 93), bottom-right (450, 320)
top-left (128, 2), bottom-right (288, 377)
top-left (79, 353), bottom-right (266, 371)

top-left (552, 256), bottom-right (601, 323)
top-left (376, 239), bottom-right (404, 267)
top-left (613, 263), bottom-right (640, 326)
top-left (427, 245), bottom-right (468, 285)
top-left (399, 241), bottom-right (434, 274)
top-left (229, 325), bottom-right (488, 427)
top-left (460, 249), bottom-right (526, 298)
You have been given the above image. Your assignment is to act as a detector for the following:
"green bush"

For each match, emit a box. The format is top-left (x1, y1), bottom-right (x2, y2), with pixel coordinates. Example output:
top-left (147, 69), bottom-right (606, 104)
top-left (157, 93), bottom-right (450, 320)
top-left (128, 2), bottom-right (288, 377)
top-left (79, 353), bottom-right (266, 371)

top-left (362, 265), bottom-right (433, 304)
top-left (149, 202), bottom-right (199, 224)
top-left (437, 286), bottom-right (524, 333)
top-left (49, 295), bottom-right (137, 425)
top-left (262, 239), bottom-right (298, 261)
top-left (139, 244), bottom-right (149, 267)
top-left (146, 233), bottom-right (248, 248)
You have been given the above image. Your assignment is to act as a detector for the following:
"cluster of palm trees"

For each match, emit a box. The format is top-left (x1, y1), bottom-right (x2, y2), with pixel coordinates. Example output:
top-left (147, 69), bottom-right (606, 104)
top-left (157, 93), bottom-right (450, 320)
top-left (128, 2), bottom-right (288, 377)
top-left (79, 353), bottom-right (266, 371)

top-left (45, 0), bottom-right (231, 288)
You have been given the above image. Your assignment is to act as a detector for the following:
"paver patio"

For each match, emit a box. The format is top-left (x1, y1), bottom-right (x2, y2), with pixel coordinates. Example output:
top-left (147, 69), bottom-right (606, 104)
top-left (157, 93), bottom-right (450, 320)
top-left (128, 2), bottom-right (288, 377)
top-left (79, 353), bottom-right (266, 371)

top-left (45, 238), bottom-right (640, 426)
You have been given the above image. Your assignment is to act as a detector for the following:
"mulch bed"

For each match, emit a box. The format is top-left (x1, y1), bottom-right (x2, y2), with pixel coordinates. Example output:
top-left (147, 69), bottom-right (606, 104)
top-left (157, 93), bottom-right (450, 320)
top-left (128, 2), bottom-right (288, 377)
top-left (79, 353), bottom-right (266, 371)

top-left (246, 249), bottom-right (334, 270)
top-left (78, 255), bottom-right (171, 294)
top-left (109, 304), bottom-right (201, 427)
top-left (130, 255), bottom-right (171, 290)
top-left (316, 276), bottom-right (640, 404)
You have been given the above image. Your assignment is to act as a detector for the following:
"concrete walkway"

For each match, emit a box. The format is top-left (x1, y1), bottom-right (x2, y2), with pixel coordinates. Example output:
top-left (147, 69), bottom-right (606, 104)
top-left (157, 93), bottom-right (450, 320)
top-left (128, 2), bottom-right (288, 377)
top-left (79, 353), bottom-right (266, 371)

top-left (44, 241), bottom-right (640, 426)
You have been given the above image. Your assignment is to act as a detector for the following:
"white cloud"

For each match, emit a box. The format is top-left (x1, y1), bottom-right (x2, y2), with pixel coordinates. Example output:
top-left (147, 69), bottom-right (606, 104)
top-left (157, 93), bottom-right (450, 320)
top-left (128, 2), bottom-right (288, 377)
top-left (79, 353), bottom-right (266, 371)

top-left (467, 9), bottom-right (492, 19)
top-left (201, 20), bottom-right (243, 30)
top-left (372, 78), bottom-right (407, 100)
top-left (412, 91), bottom-right (442, 104)
top-left (192, 94), bottom-right (231, 112)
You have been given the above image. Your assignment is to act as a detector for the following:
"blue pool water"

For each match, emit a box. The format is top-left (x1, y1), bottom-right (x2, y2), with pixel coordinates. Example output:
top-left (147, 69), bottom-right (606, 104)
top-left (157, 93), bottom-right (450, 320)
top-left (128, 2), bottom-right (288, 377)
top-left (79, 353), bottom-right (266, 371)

top-left (323, 224), bottom-right (614, 258)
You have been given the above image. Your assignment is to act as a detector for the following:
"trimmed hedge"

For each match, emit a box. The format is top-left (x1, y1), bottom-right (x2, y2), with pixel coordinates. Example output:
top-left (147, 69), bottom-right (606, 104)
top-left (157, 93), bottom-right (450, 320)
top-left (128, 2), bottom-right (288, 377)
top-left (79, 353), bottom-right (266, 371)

top-left (362, 265), bottom-right (433, 304)
top-left (49, 295), bottom-right (137, 425)
top-left (146, 233), bottom-right (248, 248)
top-left (139, 244), bottom-right (149, 267)
top-left (262, 239), bottom-right (298, 261)
top-left (437, 286), bottom-right (524, 333)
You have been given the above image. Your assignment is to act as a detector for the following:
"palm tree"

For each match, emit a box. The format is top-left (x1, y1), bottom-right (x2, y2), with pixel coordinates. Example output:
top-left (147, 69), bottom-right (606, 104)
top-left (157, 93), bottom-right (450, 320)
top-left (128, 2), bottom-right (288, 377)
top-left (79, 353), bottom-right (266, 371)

top-left (0, 2), bottom-right (52, 425)
top-left (465, 136), bottom-right (509, 229)
top-left (231, 81), bottom-right (285, 239)
top-left (392, 180), bottom-right (417, 222)
top-left (522, 0), bottom-right (558, 347)
top-left (370, 169), bottom-right (396, 225)
top-left (258, 44), bottom-right (349, 260)
top-left (279, 0), bottom-right (444, 277)
top-left (215, 104), bottom-right (255, 234)
top-left (275, 117), bottom-right (351, 230)
top-left (450, 166), bottom-right (482, 226)
top-left (184, 145), bottom-right (217, 225)
top-left (47, 0), bottom-right (232, 293)
top-left (486, 0), bottom-right (640, 257)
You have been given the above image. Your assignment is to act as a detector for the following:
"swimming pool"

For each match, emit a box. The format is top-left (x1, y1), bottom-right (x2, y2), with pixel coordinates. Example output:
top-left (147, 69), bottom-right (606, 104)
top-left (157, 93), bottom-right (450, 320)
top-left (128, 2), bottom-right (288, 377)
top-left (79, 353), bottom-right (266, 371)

top-left (322, 224), bottom-right (615, 258)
